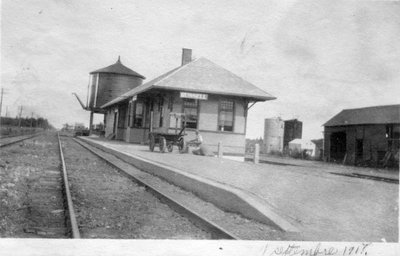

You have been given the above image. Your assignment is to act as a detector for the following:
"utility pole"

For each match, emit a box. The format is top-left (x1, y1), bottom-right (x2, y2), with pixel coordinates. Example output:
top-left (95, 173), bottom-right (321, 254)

top-left (0, 88), bottom-right (8, 118)
top-left (30, 112), bottom-right (34, 128)
top-left (18, 106), bottom-right (23, 127)
top-left (0, 88), bottom-right (10, 121)
top-left (0, 88), bottom-right (3, 117)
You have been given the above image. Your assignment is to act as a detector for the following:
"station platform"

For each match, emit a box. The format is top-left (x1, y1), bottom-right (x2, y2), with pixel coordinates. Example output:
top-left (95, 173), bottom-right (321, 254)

top-left (245, 154), bottom-right (399, 181)
top-left (80, 137), bottom-right (398, 242)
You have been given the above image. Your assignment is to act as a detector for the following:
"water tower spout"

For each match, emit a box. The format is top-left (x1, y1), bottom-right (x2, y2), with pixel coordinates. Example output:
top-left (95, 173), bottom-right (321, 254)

top-left (72, 93), bottom-right (88, 110)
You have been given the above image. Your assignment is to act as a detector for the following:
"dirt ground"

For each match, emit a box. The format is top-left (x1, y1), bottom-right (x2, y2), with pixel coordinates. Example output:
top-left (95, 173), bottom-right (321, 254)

top-left (0, 133), bottom-right (63, 237)
top-left (60, 136), bottom-right (210, 239)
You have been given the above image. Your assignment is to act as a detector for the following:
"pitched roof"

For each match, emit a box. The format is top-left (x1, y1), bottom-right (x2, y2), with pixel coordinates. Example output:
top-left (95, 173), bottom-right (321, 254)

top-left (311, 139), bottom-right (323, 148)
top-left (289, 138), bottom-right (315, 145)
top-left (102, 57), bottom-right (275, 108)
top-left (323, 104), bottom-right (400, 127)
top-left (90, 57), bottom-right (145, 79)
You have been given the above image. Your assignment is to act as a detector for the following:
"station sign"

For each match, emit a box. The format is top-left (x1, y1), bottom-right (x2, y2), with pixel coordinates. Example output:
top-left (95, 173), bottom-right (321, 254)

top-left (180, 92), bottom-right (208, 100)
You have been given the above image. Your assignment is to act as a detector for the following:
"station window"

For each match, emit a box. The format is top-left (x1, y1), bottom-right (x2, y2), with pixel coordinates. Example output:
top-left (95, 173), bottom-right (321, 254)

top-left (132, 101), bottom-right (144, 128)
top-left (218, 100), bottom-right (234, 132)
top-left (182, 99), bottom-right (198, 129)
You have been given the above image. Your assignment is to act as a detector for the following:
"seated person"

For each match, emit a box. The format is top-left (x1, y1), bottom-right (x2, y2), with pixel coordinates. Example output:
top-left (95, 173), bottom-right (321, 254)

top-left (187, 130), bottom-right (214, 157)
top-left (187, 130), bottom-right (203, 147)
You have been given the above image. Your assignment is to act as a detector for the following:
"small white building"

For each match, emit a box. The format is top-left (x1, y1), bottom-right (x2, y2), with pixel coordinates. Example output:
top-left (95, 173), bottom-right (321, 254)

top-left (288, 139), bottom-right (316, 157)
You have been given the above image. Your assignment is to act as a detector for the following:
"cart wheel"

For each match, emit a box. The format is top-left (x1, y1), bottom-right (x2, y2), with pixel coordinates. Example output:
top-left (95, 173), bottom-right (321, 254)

top-left (149, 134), bottom-right (155, 152)
top-left (178, 138), bottom-right (186, 152)
top-left (159, 137), bottom-right (166, 153)
top-left (167, 143), bottom-right (173, 153)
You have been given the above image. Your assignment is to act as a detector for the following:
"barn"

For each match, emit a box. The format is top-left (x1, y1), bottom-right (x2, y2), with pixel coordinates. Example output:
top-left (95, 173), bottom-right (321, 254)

top-left (99, 49), bottom-right (276, 157)
top-left (323, 104), bottom-right (400, 167)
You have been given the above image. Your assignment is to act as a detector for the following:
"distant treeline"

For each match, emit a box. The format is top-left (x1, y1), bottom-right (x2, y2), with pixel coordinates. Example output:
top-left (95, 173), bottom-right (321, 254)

top-left (0, 116), bottom-right (54, 130)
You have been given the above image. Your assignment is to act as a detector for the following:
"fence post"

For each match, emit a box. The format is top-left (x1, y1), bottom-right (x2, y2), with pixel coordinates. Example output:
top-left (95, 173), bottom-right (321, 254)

top-left (218, 142), bottom-right (223, 158)
top-left (254, 143), bottom-right (260, 164)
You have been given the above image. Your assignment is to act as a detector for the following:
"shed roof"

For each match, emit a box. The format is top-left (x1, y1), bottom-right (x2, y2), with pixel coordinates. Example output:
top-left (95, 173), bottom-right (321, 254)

top-left (102, 57), bottom-right (276, 108)
top-left (323, 104), bottom-right (400, 127)
top-left (90, 57), bottom-right (145, 79)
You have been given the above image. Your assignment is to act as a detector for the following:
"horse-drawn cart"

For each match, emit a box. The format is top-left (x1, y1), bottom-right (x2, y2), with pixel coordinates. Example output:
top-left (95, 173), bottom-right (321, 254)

top-left (148, 113), bottom-right (187, 153)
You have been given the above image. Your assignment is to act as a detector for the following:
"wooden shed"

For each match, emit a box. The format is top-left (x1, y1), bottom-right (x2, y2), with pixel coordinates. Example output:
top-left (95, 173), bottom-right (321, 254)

top-left (323, 104), bottom-right (400, 167)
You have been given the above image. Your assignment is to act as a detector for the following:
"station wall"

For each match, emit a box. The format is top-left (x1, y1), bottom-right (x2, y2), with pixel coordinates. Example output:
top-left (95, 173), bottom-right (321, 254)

top-left (104, 91), bottom-right (249, 155)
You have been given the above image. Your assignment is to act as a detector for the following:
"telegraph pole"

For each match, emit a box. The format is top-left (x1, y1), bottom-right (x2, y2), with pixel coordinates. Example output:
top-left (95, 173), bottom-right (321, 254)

top-left (0, 87), bottom-right (9, 119)
top-left (0, 88), bottom-right (4, 117)
top-left (18, 106), bottom-right (23, 127)
top-left (30, 112), bottom-right (34, 128)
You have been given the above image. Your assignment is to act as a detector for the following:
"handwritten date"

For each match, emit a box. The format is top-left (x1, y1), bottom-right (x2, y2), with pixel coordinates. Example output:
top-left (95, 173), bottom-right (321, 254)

top-left (264, 242), bottom-right (371, 256)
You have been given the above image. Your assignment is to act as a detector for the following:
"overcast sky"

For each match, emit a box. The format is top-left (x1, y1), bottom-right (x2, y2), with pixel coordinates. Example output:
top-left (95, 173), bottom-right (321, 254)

top-left (2, 0), bottom-right (400, 139)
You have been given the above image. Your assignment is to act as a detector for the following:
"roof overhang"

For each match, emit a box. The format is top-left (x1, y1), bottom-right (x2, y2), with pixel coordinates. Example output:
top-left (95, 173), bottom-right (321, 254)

top-left (151, 86), bottom-right (276, 101)
top-left (324, 122), bottom-right (400, 127)
top-left (101, 86), bottom-right (276, 109)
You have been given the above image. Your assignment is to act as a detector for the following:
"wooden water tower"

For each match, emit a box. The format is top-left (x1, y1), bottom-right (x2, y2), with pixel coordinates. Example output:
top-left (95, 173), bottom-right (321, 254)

top-left (74, 57), bottom-right (145, 133)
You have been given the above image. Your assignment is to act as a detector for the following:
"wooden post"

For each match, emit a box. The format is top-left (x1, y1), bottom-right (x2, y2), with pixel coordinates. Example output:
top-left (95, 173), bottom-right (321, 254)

top-left (150, 111), bottom-right (154, 133)
top-left (218, 142), bottom-right (223, 158)
top-left (89, 111), bottom-right (94, 135)
top-left (175, 114), bottom-right (178, 135)
top-left (254, 143), bottom-right (260, 164)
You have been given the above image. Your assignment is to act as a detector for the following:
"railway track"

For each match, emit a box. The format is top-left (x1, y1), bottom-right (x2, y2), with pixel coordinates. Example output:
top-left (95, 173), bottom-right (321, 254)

top-left (66, 138), bottom-right (292, 240)
top-left (3, 132), bottom-right (277, 239)
top-left (1, 133), bottom-right (80, 238)
top-left (66, 137), bottom-right (238, 239)
top-left (3, 132), bottom-right (237, 239)
top-left (0, 133), bottom-right (41, 147)
top-left (58, 133), bottom-right (80, 238)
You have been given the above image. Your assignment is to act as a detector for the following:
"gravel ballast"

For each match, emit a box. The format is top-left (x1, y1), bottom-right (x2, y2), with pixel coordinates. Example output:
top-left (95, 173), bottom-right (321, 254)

top-left (61, 136), bottom-right (211, 239)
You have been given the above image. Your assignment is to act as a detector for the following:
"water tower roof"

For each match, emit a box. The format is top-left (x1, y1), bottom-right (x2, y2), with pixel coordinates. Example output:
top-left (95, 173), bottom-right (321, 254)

top-left (90, 57), bottom-right (145, 79)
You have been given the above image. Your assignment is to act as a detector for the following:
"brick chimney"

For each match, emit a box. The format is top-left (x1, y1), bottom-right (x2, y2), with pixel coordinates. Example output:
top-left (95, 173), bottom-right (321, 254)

top-left (181, 48), bottom-right (192, 66)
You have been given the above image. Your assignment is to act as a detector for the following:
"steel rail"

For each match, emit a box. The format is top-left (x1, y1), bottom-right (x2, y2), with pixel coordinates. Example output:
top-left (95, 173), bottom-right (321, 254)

top-left (57, 133), bottom-right (80, 239)
top-left (0, 129), bottom-right (43, 139)
top-left (0, 133), bottom-right (41, 147)
top-left (74, 138), bottom-right (239, 240)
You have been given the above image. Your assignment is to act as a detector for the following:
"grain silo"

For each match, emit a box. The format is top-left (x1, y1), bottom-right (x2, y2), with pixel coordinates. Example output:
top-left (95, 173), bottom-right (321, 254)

top-left (263, 117), bottom-right (284, 154)
top-left (74, 57), bottom-right (145, 134)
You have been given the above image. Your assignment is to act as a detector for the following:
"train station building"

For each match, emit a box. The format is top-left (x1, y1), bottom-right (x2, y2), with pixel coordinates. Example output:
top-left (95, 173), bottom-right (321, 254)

top-left (97, 49), bottom-right (275, 156)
